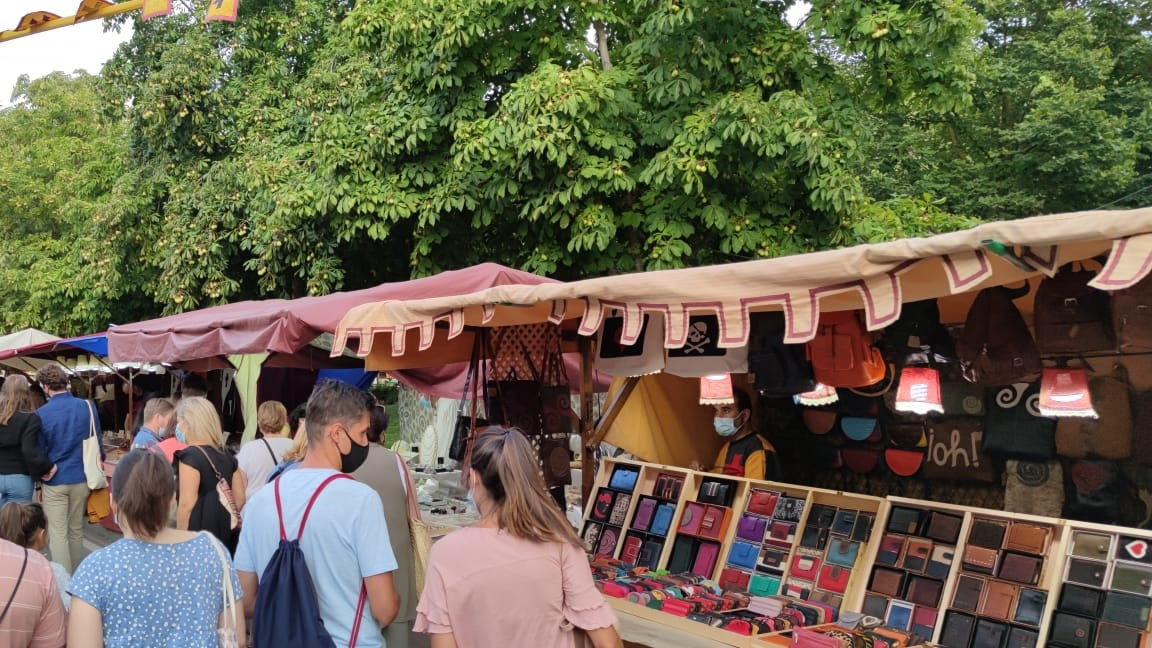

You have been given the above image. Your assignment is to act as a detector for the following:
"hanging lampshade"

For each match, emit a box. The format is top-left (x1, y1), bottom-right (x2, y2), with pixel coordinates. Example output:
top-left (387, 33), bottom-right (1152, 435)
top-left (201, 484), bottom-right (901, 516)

top-left (699, 373), bottom-right (735, 405)
top-left (894, 366), bottom-right (944, 415)
top-left (1038, 367), bottom-right (1097, 418)
top-left (795, 382), bottom-right (839, 407)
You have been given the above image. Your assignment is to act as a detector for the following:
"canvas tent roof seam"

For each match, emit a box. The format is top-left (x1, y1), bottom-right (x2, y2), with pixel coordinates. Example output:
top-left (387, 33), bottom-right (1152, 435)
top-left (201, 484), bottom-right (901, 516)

top-left (330, 208), bottom-right (1152, 364)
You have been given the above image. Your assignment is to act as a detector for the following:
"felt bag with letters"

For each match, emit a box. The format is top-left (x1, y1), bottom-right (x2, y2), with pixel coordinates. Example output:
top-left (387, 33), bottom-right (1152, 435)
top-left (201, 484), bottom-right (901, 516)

top-left (923, 419), bottom-right (997, 482)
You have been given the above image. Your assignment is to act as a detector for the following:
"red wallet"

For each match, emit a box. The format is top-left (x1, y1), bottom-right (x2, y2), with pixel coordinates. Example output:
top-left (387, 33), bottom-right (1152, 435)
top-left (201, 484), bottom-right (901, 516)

top-left (817, 564), bottom-right (851, 594)
top-left (790, 554), bottom-right (823, 581)
top-left (747, 489), bottom-right (780, 517)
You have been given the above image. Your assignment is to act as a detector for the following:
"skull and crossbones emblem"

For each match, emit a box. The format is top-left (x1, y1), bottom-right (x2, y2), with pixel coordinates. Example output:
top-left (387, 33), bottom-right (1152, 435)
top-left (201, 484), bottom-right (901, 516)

top-left (684, 321), bottom-right (712, 354)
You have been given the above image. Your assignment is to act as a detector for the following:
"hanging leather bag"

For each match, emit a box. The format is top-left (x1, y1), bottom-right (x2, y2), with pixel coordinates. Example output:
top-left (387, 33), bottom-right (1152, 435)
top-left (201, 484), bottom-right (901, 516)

top-left (956, 285), bottom-right (1041, 386)
top-left (448, 336), bottom-right (482, 462)
top-left (748, 312), bottom-right (816, 396)
top-left (1112, 274), bottom-right (1152, 349)
top-left (1034, 263), bottom-right (1115, 353)
top-left (982, 382), bottom-right (1056, 460)
top-left (1055, 369), bottom-right (1134, 460)
top-left (806, 310), bottom-right (887, 388)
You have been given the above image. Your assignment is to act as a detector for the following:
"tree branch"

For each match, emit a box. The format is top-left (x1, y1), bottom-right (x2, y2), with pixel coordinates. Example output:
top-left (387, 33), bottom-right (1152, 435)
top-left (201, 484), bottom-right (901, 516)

top-left (593, 21), bottom-right (612, 70)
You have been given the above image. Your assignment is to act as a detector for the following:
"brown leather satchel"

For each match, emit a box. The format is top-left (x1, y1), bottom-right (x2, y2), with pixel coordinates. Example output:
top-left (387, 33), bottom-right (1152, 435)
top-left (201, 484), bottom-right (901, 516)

top-left (1055, 371), bottom-right (1134, 460)
top-left (1034, 263), bottom-right (1115, 353)
top-left (957, 285), bottom-right (1041, 386)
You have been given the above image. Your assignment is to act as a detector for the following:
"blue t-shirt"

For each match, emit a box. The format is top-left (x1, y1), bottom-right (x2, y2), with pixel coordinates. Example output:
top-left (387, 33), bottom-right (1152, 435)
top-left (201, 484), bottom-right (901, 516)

top-left (131, 427), bottom-right (160, 450)
top-left (70, 533), bottom-right (242, 648)
top-left (235, 468), bottom-right (398, 648)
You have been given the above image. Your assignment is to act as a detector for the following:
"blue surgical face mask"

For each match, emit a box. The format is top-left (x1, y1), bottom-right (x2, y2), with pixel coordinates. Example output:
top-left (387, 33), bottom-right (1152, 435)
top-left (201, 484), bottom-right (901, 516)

top-left (156, 426), bottom-right (165, 438)
top-left (466, 490), bottom-right (477, 509)
top-left (714, 417), bottom-right (741, 437)
top-left (174, 425), bottom-right (186, 444)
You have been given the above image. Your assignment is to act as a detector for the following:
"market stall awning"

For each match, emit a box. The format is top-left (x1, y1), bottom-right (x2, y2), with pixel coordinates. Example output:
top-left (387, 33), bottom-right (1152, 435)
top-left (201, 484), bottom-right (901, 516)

top-left (107, 263), bottom-right (559, 365)
top-left (333, 208), bottom-right (1152, 366)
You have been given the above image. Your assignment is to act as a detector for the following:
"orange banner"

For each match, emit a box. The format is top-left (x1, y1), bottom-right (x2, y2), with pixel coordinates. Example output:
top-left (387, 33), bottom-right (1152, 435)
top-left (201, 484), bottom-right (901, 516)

top-left (140, 0), bottom-right (171, 21)
top-left (204, 0), bottom-right (239, 22)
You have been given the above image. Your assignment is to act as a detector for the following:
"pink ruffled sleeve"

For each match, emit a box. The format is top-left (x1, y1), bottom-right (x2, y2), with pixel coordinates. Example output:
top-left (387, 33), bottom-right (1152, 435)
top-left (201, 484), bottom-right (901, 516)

top-left (561, 542), bottom-right (619, 631)
top-left (413, 555), bottom-right (452, 634)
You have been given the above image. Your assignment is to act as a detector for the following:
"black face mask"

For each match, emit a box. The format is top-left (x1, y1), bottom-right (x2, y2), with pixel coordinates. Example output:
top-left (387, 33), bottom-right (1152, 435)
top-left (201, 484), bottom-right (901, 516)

top-left (339, 428), bottom-right (370, 473)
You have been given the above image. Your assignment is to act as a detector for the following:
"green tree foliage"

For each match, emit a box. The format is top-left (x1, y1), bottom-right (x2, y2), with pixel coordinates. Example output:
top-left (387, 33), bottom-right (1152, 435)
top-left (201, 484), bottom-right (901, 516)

top-left (862, 0), bottom-right (1152, 218)
top-left (0, 73), bottom-right (150, 336)
top-left (91, 0), bottom-right (981, 315)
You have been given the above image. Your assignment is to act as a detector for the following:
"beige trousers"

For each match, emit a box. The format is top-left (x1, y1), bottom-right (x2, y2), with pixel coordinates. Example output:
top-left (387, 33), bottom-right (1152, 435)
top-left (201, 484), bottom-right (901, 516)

top-left (42, 482), bottom-right (90, 573)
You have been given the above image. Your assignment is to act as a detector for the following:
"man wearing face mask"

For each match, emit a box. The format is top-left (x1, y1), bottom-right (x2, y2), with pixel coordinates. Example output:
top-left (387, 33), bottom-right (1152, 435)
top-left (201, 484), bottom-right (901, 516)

top-left (235, 380), bottom-right (401, 648)
top-left (701, 388), bottom-right (782, 480)
top-left (131, 397), bottom-right (175, 450)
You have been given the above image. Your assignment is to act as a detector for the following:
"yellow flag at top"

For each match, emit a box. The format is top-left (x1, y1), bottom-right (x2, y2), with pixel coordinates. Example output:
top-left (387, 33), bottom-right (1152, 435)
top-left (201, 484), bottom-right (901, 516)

top-left (204, 0), bottom-right (240, 22)
top-left (140, 0), bottom-right (171, 21)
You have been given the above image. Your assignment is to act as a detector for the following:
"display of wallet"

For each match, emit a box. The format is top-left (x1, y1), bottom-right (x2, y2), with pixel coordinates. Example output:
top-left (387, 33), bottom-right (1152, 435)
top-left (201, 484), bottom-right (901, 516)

top-left (1014, 587), bottom-right (1047, 626)
top-left (1059, 583), bottom-right (1103, 617)
top-left (746, 489), bottom-right (779, 517)
top-left (1095, 622), bottom-right (1144, 648)
top-left (977, 579), bottom-right (1018, 620)
top-left (765, 520), bottom-right (796, 547)
top-left (816, 564), bottom-right (850, 594)
top-left (1050, 612), bottom-right (1095, 648)
top-left (962, 544), bottom-right (1001, 574)
top-left (1110, 562), bottom-right (1152, 595)
top-left (595, 526), bottom-right (619, 556)
top-left (697, 479), bottom-right (734, 506)
top-left (862, 593), bottom-right (889, 618)
top-left (911, 606), bottom-right (938, 639)
top-left (887, 506), bottom-right (925, 535)
top-left (901, 538), bottom-right (932, 573)
top-left (653, 472), bottom-right (684, 501)
top-left (877, 533), bottom-right (907, 566)
top-left (1116, 536), bottom-right (1152, 565)
top-left (581, 522), bottom-right (602, 553)
top-left (667, 536), bottom-right (696, 573)
top-left (691, 541), bottom-right (720, 577)
top-left (800, 525), bottom-right (829, 550)
top-left (698, 505), bottom-right (727, 540)
top-left (831, 509), bottom-right (857, 536)
top-left (719, 567), bottom-right (751, 591)
top-left (631, 497), bottom-right (656, 532)
top-left (727, 541), bottom-right (759, 570)
top-left (1006, 625), bottom-right (1039, 648)
top-left (1101, 591), bottom-right (1152, 629)
top-left (1067, 557), bottom-right (1108, 588)
top-left (679, 502), bottom-right (706, 536)
top-left (608, 493), bottom-right (632, 526)
top-left (905, 575), bottom-right (943, 608)
top-left (759, 546), bottom-right (788, 571)
top-left (927, 544), bottom-right (955, 579)
top-left (638, 539), bottom-right (662, 569)
top-left (940, 611), bottom-right (977, 647)
top-left (825, 538), bottom-right (860, 568)
top-left (736, 514), bottom-right (768, 543)
top-left (885, 599), bottom-right (914, 631)
top-left (952, 574), bottom-right (984, 612)
top-left (973, 619), bottom-right (1009, 647)
top-left (998, 551), bottom-right (1042, 585)
top-left (590, 488), bottom-right (615, 522)
top-left (790, 554), bottom-right (822, 581)
top-left (621, 535), bottom-right (643, 564)
top-left (1004, 521), bottom-right (1051, 555)
top-left (775, 496), bottom-right (805, 522)
top-left (869, 566), bottom-right (905, 598)
top-left (650, 502), bottom-right (675, 536)
top-left (925, 511), bottom-right (963, 544)
top-left (808, 504), bottom-right (836, 529)
top-left (969, 518), bottom-right (1008, 549)
top-left (1071, 531), bottom-right (1114, 561)
top-left (851, 512), bottom-right (874, 542)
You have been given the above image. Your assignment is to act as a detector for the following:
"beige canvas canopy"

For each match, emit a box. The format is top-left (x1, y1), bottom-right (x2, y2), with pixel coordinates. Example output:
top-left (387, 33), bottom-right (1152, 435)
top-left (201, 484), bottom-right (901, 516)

top-left (333, 207), bottom-right (1152, 365)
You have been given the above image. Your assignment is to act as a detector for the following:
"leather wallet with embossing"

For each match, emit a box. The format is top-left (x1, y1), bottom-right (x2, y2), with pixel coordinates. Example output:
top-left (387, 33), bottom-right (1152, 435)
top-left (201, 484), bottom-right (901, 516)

top-left (1004, 522), bottom-right (1051, 555)
top-left (775, 496), bottom-right (805, 522)
top-left (978, 579), bottom-right (1019, 620)
top-left (1071, 531), bottom-right (1113, 561)
top-left (940, 611), bottom-right (976, 647)
top-left (697, 479), bottom-right (733, 506)
top-left (925, 511), bottom-right (963, 544)
top-left (877, 533), bottom-right (907, 566)
top-left (869, 566), bottom-right (906, 597)
top-left (1014, 587), bottom-right (1047, 626)
top-left (952, 574), bottom-right (984, 612)
top-left (1060, 583), bottom-right (1104, 617)
top-left (905, 575), bottom-right (944, 608)
top-left (886, 506), bottom-right (925, 535)
top-left (962, 545), bottom-right (1000, 574)
top-left (1096, 622), bottom-right (1144, 648)
top-left (609, 493), bottom-right (631, 526)
top-left (926, 544), bottom-right (955, 579)
top-left (968, 518), bottom-right (1008, 549)
top-left (1067, 557), bottom-right (1108, 588)
top-left (1051, 612), bottom-right (1095, 648)
top-left (621, 534), bottom-right (642, 564)
top-left (998, 552), bottom-right (1042, 585)
top-left (654, 473), bottom-right (684, 501)
top-left (1116, 536), bottom-right (1152, 564)
top-left (591, 488), bottom-right (615, 522)
top-left (902, 538), bottom-right (933, 573)
top-left (747, 489), bottom-right (779, 517)
top-left (1101, 591), bottom-right (1152, 629)
top-left (973, 619), bottom-right (1009, 647)
top-left (698, 506), bottom-right (728, 540)
top-left (595, 526), bottom-right (619, 556)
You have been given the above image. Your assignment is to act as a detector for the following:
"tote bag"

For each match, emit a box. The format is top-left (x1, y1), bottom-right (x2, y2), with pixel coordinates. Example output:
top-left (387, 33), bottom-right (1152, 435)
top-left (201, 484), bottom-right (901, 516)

top-left (82, 402), bottom-right (107, 490)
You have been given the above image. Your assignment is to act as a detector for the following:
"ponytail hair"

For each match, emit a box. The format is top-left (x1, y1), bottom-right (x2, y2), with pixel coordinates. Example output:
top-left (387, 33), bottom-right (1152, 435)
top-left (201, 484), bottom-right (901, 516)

top-left (0, 501), bottom-right (47, 548)
top-left (469, 426), bottom-right (579, 546)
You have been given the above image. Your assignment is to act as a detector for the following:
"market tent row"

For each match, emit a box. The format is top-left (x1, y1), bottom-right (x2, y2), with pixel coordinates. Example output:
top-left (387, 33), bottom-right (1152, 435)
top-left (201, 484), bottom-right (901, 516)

top-left (330, 207), bottom-right (1152, 475)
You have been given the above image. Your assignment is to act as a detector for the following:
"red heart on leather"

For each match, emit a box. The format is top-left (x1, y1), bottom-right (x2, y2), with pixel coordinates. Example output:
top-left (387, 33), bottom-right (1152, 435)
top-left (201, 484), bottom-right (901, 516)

top-left (1125, 539), bottom-right (1149, 560)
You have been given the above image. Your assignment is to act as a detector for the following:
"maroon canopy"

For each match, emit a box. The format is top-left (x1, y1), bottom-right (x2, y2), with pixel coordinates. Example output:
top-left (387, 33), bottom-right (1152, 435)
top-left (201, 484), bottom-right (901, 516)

top-left (107, 263), bottom-right (557, 364)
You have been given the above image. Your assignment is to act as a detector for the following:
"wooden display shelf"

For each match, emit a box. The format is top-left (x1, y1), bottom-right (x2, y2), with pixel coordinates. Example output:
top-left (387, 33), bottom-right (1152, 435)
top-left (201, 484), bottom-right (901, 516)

top-left (606, 597), bottom-right (751, 647)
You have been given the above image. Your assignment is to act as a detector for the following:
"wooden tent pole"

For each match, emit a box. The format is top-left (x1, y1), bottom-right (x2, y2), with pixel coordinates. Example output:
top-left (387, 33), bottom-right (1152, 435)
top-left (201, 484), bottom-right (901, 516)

top-left (579, 336), bottom-right (595, 504)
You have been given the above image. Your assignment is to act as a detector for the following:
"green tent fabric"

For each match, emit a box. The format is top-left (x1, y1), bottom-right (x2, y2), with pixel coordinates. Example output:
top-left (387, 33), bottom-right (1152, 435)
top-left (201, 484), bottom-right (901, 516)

top-left (229, 353), bottom-right (269, 442)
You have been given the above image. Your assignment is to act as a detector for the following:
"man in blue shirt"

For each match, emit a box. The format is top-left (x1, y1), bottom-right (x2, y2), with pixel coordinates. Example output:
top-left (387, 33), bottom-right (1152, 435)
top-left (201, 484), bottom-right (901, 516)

top-left (36, 364), bottom-right (99, 573)
top-left (131, 397), bottom-right (175, 450)
top-left (236, 380), bottom-right (400, 647)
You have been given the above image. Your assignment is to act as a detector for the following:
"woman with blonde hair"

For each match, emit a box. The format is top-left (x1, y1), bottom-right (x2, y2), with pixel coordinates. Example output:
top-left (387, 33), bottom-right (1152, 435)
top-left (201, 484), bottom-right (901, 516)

top-left (415, 427), bottom-right (621, 648)
top-left (0, 375), bottom-right (53, 505)
top-left (235, 401), bottom-right (292, 501)
top-left (174, 397), bottom-right (246, 551)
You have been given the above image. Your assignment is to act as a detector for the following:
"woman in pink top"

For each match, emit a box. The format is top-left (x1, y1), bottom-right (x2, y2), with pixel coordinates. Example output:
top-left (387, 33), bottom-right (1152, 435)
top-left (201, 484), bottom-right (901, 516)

top-left (415, 427), bottom-right (621, 648)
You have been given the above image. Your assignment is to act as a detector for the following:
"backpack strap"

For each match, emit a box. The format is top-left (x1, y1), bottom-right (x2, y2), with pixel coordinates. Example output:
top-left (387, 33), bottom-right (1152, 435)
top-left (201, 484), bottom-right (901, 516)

top-left (273, 473), bottom-right (352, 541)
